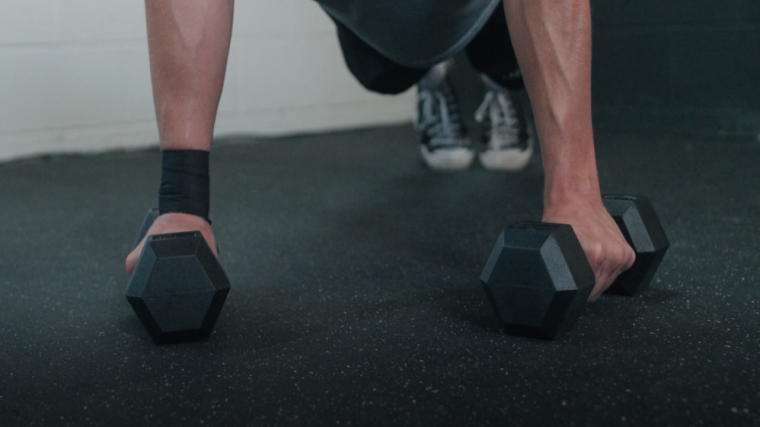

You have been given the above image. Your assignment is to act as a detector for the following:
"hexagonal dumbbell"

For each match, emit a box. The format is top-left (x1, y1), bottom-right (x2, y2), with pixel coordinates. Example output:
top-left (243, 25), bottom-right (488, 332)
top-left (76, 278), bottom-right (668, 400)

top-left (126, 208), bottom-right (230, 344)
top-left (481, 195), bottom-right (669, 339)
top-left (602, 195), bottom-right (670, 296)
top-left (480, 223), bottom-right (595, 340)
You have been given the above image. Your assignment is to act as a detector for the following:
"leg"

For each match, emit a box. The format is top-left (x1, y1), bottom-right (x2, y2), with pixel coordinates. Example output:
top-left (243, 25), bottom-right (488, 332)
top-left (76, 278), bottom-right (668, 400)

top-left (465, 6), bottom-right (524, 91)
top-left (331, 17), bottom-right (474, 171)
top-left (126, 0), bottom-right (234, 274)
top-left (333, 18), bottom-right (427, 95)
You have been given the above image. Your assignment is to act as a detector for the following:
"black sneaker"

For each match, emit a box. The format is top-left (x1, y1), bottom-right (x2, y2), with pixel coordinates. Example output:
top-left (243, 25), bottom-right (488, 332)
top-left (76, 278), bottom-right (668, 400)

top-left (414, 62), bottom-right (474, 171)
top-left (475, 75), bottom-right (534, 171)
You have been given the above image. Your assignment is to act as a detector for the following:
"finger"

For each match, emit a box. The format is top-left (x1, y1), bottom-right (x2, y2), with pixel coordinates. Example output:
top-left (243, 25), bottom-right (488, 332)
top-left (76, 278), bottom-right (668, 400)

top-left (588, 244), bottom-right (636, 301)
top-left (587, 270), bottom-right (605, 302)
top-left (589, 252), bottom-right (620, 301)
top-left (125, 248), bottom-right (138, 274)
top-left (603, 243), bottom-right (635, 287)
top-left (202, 230), bottom-right (218, 258)
top-left (125, 236), bottom-right (147, 274)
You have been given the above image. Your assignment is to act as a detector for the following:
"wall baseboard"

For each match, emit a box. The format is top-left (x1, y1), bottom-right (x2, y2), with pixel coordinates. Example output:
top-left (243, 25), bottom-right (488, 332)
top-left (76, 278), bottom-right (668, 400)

top-left (594, 105), bottom-right (760, 138)
top-left (0, 98), bottom-right (414, 163)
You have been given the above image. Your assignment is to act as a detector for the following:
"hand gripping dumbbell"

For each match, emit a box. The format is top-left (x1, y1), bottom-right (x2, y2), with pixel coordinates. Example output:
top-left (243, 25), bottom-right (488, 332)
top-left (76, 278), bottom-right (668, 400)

top-left (125, 208), bottom-right (231, 344)
top-left (480, 195), bottom-right (669, 340)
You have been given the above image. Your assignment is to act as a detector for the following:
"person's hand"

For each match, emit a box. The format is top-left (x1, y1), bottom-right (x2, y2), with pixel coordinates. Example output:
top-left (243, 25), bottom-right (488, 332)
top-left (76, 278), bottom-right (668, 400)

top-left (543, 194), bottom-right (635, 301)
top-left (125, 213), bottom-right (218, 275)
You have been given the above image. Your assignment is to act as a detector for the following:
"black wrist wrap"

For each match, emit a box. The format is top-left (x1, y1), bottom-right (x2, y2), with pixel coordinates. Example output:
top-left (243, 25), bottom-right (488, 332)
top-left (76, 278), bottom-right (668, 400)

top-left (159, 150), bottom-right (211, 224)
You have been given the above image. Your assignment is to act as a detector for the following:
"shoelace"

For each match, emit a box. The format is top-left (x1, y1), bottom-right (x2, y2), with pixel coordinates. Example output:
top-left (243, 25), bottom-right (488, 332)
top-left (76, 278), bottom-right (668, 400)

top-left (414, 88), bottom-right (463, 148)
top-left (474, 90), bottom-right (520, 149)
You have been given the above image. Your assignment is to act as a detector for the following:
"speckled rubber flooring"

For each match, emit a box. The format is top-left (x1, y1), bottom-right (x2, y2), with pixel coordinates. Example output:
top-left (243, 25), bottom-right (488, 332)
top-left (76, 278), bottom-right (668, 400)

top-left (1, 125), bottom-right (759, 426)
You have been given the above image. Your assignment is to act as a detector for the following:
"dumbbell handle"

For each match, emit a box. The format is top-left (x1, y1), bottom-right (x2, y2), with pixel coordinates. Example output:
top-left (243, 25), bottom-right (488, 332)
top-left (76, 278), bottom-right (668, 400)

top-left (529, 194), bottom-right (668, 296)
top-left (132, 208), bottom-right (219, 255)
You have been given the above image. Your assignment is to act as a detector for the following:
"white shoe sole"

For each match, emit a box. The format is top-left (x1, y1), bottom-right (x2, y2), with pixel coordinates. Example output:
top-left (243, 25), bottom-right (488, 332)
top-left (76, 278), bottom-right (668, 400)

top-left (420, 145), bottom-right (475, 172)
top-left (479, 140), bottom-right (534, 172)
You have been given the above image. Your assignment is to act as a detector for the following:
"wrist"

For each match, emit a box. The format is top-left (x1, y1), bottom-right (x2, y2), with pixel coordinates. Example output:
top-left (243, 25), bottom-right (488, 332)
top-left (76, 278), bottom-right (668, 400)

top-left (159, 150), bottom-right (212, 224)
top-left (539, 131), bottom-right (601, 212)
top-left (544, 174), bottom-right (601, 206)
top-left (543, 163), bottom-right (602, 217)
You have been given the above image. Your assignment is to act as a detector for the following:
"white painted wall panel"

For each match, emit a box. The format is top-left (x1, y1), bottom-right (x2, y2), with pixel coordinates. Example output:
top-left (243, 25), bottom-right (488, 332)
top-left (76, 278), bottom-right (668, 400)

top-left (0, 1), bottom-right (58, 45)
top-left (57, 1), bottom-right (146, 42)
top-left (0, 0), bottom-right (414, 162)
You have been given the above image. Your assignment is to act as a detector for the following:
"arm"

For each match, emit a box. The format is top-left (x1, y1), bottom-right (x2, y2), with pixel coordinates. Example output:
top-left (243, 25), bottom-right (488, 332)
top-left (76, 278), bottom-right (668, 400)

top-left (146, 0), bottom-right (233, 150)
top-left (503, 0), bottom-right (635, 300)
top-left (126, 0), bottom-right (234, 273)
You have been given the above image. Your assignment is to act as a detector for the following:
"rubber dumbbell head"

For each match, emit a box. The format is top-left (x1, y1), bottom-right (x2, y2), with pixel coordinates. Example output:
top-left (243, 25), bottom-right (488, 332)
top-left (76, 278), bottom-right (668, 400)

top-left (480, 222), bottom-right (595, 340)
top-left (602, 195), bottom-right (670, 296)
top-left (126, 209), bottom-right (230, 344)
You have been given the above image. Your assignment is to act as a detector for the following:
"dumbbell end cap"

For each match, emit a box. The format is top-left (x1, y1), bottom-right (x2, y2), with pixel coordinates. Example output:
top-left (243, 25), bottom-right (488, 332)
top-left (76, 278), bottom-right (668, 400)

top-left (126, 230), bottom-right (231, 345)
top-left (481, 223), bottom-right (594, 340)
top-left (602, 195), bottom-right (669, 297)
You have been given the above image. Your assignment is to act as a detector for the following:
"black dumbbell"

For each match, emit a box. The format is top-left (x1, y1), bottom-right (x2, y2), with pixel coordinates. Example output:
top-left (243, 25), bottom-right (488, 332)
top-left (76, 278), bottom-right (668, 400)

top-left (601, 195), bottom-right (670, 296)
top-left (480, 195), bottom-right (669, 340)
top-left (125, 208), bottom-right (231, 344)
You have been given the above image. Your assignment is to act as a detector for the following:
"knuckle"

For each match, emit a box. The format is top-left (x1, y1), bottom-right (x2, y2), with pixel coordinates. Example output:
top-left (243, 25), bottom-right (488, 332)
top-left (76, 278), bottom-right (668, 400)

top-left (610, 245), bottom-right (627, 264)
top-left (626, 246), bottom-right (636, 263)
top-left (608, 241), bottom-right (633, 266)
top-left (586, 244), bottom-right (605, 266)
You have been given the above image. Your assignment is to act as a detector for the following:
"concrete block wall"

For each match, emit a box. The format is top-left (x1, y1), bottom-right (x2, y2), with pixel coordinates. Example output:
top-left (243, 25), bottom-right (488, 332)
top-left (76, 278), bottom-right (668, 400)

top-left (592, 0), bottom-right (760, 137)
top-left (0, 0), bottom-right (415, 162)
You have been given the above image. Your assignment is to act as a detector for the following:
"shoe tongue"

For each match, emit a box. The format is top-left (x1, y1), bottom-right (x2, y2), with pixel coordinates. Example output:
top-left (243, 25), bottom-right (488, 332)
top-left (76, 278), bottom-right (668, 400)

top-left (481, 74), bottom-right (506, 92)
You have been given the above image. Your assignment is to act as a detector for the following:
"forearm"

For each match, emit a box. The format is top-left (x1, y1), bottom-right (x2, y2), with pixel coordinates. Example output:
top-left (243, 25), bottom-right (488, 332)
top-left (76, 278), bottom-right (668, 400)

top-left (503, 0), bottom-right (599, 211)
top-left (145, 0), bottom-right (234, 151)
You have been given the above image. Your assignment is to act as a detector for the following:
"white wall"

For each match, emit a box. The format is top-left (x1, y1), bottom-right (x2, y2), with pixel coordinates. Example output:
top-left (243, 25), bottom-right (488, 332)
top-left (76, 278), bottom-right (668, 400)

top-left (0, 0), bottom-right (414, 162)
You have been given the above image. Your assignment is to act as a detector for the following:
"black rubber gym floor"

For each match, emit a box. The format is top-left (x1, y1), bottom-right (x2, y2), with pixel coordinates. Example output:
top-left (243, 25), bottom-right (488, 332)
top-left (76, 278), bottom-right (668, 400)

top-left (1, 125), bottom-right (759, 426)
